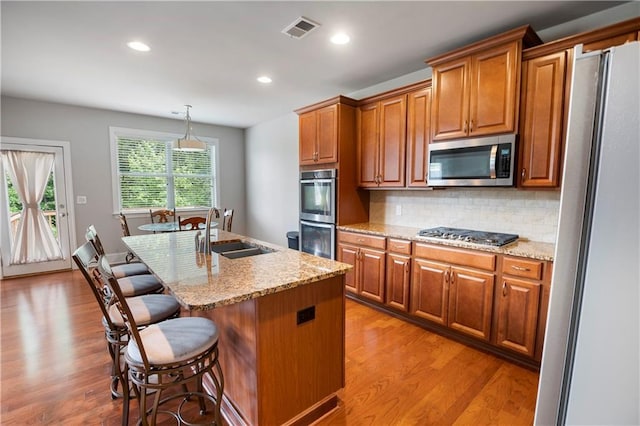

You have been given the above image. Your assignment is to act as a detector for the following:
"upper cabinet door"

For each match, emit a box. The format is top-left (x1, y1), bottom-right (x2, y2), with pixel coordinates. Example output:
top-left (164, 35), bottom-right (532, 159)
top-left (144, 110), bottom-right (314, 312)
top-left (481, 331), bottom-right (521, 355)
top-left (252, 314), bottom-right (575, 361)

top-left (316, 104), bottom-right (339, 164)
top-left (378, 95), bottom-right (407, 187)
top-left (431, 57), bottom-right (470, 141)
top-left (357, 102), bottom-right (380, 187)
top-left (298, 103), bottom-right (340, 166)
top-left (299, 111), bottom-right (317, 165)
top-left (469, 42), bottom-right (519, 137)
top-left (407, 85), bottom-right (432, 187)
top-left (518, 51), bottom-right (567, 188)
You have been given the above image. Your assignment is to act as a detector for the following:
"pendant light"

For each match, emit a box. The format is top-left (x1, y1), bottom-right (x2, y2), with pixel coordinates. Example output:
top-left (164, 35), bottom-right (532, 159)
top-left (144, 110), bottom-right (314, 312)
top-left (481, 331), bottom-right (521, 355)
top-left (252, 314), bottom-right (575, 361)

top-left (173, 105), bottom-right (207, 151)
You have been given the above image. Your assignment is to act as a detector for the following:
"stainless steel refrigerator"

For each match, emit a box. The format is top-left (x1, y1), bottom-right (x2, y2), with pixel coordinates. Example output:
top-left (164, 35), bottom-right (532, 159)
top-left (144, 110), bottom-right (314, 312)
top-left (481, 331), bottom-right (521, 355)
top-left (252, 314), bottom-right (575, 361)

top-left (535, 41), bottom-right (639, 424)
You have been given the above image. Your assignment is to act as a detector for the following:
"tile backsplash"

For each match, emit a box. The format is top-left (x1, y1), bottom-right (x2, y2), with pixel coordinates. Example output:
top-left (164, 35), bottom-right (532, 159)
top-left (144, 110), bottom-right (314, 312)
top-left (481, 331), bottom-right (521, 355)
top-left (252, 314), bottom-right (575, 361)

top-left (369, 189), bottom-right (560, 243)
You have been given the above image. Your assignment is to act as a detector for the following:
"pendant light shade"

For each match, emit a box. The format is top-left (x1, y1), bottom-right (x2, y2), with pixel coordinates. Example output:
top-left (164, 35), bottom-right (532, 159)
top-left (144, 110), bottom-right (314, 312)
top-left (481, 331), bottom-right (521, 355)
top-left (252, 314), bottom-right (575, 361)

top-left (173, 105), bottom-right (207, 151)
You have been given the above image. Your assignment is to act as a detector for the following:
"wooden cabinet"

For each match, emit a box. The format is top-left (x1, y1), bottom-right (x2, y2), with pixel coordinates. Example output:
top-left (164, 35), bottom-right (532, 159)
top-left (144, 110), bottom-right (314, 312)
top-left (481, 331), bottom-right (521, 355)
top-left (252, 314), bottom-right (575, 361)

top-left (385, 238), bottom-right (411, 311)
top-left (518, 17), bottom-right (640, 188)
top-left (296, 96), bottom-right (358, 167)
top-left (495, 256), bottom-right (547, 358)
top-left (357, 94), bottom-right (407, 188)
top-left (298, 104), bottom-right (338, 165)
top-left (337, 231), bottom-right (386, 303)
top-left (427, 26), bottom-right (541, 142)
top-left (518, 51), bottom-right (568, 188)
top-left (431, 43), bottom-right (519, 141)
top-left (411, 243), bottom-right (496, 341)
top-left (406, 84), bottom-right (432, 187)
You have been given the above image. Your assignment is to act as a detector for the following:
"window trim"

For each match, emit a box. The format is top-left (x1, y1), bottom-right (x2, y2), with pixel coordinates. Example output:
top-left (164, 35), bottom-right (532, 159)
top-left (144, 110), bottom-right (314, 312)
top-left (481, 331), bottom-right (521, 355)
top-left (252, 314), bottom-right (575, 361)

top-left (109, 126), bottom-right (220, 216)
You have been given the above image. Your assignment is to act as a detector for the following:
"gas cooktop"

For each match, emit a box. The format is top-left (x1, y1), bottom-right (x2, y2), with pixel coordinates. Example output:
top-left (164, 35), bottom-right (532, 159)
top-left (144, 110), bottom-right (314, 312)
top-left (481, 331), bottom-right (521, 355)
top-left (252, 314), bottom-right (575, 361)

top-left (417, 226), bottom-right (518, 247)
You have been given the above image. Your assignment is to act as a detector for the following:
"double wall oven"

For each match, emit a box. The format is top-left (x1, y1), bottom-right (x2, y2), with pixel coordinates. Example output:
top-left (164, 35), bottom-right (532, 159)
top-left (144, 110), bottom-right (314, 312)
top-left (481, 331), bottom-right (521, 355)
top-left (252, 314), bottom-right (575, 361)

top-left (299, 169), bottom-right (336, 259)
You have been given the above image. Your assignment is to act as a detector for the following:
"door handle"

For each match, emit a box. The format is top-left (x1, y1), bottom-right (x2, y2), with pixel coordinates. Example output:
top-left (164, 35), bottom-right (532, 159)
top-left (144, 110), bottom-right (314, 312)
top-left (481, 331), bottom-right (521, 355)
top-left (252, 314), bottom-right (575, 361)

top-left (502, 281), bottom-right (508, 297)
top-left (59, 213), bottom-right (67, 218)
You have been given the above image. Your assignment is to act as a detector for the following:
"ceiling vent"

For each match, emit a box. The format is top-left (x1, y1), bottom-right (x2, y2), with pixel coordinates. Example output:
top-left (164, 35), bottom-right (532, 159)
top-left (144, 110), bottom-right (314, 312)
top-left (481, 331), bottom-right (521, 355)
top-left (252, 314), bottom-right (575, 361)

top-left (281, 16), bottom-right (321, 39)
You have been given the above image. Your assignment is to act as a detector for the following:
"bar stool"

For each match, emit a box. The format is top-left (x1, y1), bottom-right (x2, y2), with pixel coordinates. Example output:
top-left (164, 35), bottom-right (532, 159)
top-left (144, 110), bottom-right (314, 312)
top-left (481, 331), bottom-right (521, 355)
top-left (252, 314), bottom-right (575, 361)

top-left (86, 225), bottom-right (151, 278)
top-left (72, 242), bottom-right (181, 410)
top-left (97, 255), bottom-right (224, 426)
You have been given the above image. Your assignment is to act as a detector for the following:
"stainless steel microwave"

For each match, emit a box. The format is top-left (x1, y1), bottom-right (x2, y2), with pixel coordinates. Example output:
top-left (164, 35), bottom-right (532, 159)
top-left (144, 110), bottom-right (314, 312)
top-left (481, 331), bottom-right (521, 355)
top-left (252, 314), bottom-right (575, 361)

top-left (426, 134), bottom-right (516, 187)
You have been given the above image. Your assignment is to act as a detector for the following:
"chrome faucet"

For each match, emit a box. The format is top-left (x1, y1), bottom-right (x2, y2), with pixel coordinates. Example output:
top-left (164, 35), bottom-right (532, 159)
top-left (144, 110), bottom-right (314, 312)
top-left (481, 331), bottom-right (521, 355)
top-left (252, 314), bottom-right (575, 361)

top-left (196, 207), bottom-right (221, 253)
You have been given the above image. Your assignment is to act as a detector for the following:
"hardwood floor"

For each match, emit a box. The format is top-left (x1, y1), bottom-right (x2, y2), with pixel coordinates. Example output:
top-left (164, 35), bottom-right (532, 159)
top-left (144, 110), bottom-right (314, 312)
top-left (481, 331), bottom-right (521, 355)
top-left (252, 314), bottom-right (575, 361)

top-left (0, 270), bottom-right (538, 425)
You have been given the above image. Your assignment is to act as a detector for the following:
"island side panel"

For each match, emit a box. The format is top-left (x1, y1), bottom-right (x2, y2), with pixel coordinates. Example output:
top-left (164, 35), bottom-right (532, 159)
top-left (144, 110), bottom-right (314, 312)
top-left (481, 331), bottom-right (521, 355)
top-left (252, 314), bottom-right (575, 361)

top-left (256, 275), bottom-right (346, 425)
top-left (193, 298), bottom-right (260, 426)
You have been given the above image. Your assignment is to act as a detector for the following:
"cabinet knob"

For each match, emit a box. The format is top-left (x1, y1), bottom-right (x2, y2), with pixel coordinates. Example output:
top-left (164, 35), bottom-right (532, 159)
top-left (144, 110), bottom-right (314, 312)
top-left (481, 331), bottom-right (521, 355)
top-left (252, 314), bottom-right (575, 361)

top-left (463, 120), bottom-right (468, 133)
top-left (444, 270), bottom-right (450, 283)
top-left (469, 119), bottom-right (474, 132)
top-left (521, 168), bottom-right (526, 179)
top-left (502, 281), bottom-right (508, 297)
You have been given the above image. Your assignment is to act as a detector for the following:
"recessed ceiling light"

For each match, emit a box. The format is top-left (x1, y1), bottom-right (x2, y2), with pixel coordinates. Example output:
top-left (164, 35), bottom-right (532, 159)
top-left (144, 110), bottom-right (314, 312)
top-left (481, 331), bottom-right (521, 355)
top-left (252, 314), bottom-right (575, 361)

top-left (127, 41), bottom-right (150, 52)
top-left (330, 33), bottom-right (350, 45)
top-left (257, 76), bottom-right (272, 84)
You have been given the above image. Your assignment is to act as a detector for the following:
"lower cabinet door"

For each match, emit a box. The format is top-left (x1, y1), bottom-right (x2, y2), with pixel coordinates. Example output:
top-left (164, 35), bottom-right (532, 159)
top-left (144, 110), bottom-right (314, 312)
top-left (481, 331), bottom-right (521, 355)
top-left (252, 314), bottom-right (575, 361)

top-left (359, 248), bottom-right (386, 303)
top-left (448, 267), bottom-right (495, 341)
top-left (496, 277), bottom-right (541, 357)
top-left (337, 243), bottom-right (359, 294)
top-left (386, 253), bottom-right (411, 311)
top-left (410, 259), bottom-right (449, 325)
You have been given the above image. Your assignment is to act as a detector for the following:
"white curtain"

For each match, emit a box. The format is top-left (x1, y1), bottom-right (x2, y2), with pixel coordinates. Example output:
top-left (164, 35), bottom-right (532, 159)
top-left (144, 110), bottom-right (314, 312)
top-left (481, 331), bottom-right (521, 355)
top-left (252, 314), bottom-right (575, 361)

top-left (2, 150), bottom-right (63, 264)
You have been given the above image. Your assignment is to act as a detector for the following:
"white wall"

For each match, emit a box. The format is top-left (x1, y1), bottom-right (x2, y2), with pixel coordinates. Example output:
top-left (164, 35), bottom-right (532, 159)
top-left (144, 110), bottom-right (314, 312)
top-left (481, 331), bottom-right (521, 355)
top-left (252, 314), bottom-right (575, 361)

top-left (0, 96), bottom-right (246, 255)
top-left (244, 112), bottom-right (299, 247)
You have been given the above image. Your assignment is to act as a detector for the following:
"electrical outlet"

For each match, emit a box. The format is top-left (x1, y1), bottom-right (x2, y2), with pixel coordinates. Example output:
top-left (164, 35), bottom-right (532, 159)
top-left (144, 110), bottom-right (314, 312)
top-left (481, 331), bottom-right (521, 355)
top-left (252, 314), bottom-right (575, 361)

top-left (76, 195), bottom-right (87, 205)
top-left (395, 205), bottom-right (402, 216)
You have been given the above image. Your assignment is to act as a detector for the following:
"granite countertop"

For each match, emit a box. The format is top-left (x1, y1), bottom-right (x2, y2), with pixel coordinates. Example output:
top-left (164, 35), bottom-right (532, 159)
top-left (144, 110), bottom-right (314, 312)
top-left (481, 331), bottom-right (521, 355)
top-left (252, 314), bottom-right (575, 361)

top-left (337, 223), bottom-right (555, 261)
top-left (122, 230), bottom-right (351, 311)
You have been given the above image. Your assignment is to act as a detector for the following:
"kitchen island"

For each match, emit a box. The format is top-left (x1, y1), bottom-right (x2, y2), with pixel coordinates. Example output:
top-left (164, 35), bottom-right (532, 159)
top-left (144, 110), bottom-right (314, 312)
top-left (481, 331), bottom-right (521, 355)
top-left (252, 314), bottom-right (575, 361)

top-left (123, 230), bottom-right (351, 426)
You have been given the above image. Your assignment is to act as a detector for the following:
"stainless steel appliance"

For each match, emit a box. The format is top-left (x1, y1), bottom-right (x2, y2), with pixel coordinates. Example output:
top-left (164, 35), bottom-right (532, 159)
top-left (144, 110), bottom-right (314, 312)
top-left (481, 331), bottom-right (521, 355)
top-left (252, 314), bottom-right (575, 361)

top-left (427, 134), bottom-right (515, 187)
top-left (417, 226), bottom-right (518, 246)
top-left (299, 220), bottom-right (335, 259)
top-left (299, 169), bottom-right (337, 259)
top-left (300, 169), bottom-right (336, 223)
top-left (535, 42), bottom-right (639, 425)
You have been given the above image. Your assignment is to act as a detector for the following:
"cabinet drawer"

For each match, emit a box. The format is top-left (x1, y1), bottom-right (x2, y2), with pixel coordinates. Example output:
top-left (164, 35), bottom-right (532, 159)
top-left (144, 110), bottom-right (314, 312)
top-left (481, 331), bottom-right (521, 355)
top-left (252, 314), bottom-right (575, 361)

top-left (337, 231), bottom-right (386, 250)
top-left (502, 256), bottom-right (543, 280)
top-left (388, 238), bottom-right (411, 254)
top-left (414, 243), bottom-right (495, 271)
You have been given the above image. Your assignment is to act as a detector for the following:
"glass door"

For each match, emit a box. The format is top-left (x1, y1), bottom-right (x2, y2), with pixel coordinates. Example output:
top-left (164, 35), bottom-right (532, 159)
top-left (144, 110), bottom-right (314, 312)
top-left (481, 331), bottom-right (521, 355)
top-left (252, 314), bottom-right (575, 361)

top-left (1, 141), bottom-right (73, 277)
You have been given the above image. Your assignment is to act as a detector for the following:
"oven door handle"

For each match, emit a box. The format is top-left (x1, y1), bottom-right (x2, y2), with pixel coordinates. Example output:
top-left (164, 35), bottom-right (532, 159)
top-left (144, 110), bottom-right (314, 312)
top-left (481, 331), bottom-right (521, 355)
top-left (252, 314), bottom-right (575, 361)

top-left (489, 144), bottom-right (498, 179)
top-left (300, 178), bottom-right (334, 184)
top-left (300, 220), bottom-right (335, 229)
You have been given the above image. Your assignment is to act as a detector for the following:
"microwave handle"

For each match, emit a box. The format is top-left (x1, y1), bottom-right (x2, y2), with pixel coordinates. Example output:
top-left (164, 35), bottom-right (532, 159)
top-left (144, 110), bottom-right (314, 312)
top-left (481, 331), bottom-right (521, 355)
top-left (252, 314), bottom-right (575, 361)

top-left (489, 145), bottom-right (498, 179)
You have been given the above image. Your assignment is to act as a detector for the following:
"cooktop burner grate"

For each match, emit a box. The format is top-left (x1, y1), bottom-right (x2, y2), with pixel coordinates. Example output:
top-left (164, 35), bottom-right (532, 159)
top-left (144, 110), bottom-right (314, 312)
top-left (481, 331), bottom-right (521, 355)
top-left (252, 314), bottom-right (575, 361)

top-left (417, 226), bottom-right (518, 247)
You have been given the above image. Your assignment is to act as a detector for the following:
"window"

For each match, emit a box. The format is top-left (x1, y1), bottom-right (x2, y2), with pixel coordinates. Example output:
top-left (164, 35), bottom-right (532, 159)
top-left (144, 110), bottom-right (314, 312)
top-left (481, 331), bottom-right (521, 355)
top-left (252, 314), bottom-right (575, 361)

top-left (110, 127), bottom-right (218, 213)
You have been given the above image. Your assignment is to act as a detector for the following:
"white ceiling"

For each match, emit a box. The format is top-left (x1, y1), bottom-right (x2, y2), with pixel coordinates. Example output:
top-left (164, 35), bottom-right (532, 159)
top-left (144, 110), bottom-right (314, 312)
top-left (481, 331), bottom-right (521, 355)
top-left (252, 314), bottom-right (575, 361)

top-left (1, 1), bottom-right (627, 129)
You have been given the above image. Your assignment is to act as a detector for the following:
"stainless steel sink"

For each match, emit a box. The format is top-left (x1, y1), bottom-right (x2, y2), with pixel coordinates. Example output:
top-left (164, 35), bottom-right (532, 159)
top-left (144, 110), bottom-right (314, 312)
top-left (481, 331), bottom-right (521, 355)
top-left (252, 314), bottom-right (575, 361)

top-left (211, 240), bottom-right (275, 259)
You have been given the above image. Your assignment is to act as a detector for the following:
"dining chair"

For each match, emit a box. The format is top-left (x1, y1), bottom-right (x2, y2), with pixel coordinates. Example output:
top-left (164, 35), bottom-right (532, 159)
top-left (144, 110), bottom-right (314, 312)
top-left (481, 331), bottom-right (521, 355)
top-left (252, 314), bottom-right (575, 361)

top-left (72, 242), bottom-right (181, 414)
top-left (222, 209), bottom-right (234, 232)
top-left (96, 254), bottom-right (224, 426)
top-left (178, 216), bottom-right (206, 231)
top-left (149, 208), bottom-right (176, 224)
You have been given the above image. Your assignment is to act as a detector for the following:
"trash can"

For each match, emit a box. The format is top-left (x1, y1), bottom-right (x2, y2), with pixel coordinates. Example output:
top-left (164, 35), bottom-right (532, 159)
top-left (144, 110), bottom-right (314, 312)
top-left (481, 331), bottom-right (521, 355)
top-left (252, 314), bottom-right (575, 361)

top-left (286, 231), bottom-right (299, 250)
